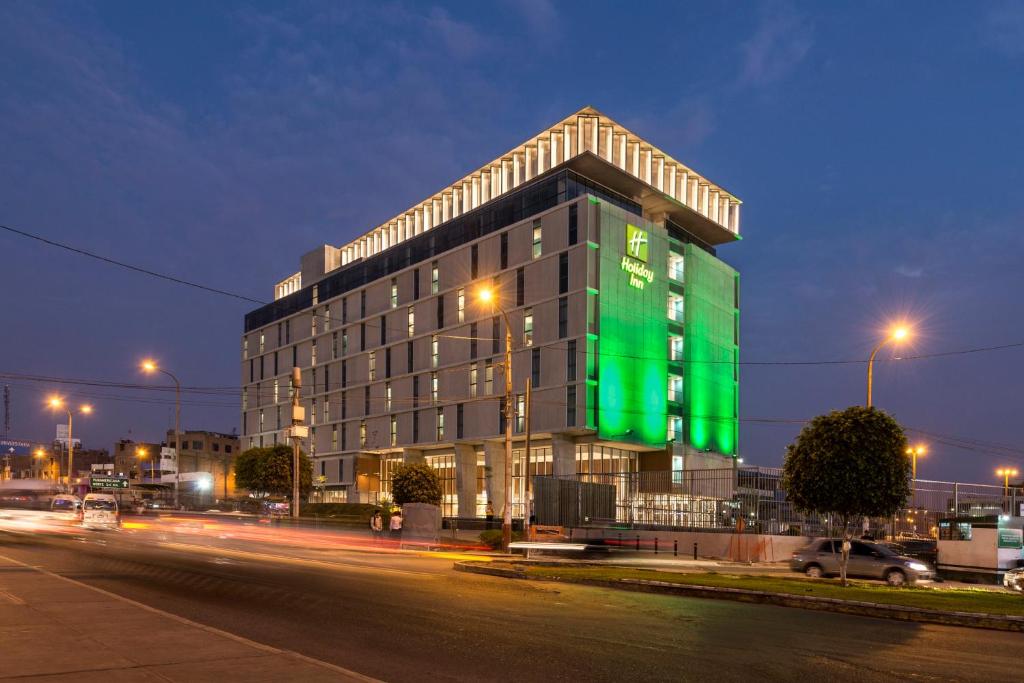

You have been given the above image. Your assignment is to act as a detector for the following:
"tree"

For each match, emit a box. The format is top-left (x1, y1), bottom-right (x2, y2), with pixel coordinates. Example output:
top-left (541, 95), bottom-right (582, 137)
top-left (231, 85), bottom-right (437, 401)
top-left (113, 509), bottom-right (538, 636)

top-left (233, 444), bottom-right (313, 500)
top-left (782, 406), bottom-right (911, 586)
top-left (390, 463), bottom-right (443, 507)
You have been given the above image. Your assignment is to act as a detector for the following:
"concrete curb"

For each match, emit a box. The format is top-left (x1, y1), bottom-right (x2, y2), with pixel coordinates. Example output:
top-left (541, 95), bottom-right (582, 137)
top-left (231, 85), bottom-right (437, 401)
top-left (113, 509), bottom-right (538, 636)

top-left (453, 561), bottom-right (1024, 633)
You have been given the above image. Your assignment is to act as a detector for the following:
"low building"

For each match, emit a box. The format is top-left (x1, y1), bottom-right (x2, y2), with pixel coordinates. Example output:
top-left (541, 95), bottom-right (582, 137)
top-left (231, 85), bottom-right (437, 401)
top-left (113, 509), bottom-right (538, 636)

top-left (166, 430), bottom-right (240, 499)
top-left (113, 439), bottom-right (166, 482)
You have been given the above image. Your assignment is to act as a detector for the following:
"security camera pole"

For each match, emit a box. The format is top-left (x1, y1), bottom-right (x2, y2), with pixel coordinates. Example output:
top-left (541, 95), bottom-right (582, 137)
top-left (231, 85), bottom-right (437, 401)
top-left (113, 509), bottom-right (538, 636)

top-left (290, 366), bottom-right (307, 519)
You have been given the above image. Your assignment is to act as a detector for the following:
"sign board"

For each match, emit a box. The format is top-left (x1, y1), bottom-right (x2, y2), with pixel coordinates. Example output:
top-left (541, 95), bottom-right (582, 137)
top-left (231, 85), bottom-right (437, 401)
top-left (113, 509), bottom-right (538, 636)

top-left (90, 475), bottom-right (129, 490)
top-left (997, 528), bottom-right (1022, 549)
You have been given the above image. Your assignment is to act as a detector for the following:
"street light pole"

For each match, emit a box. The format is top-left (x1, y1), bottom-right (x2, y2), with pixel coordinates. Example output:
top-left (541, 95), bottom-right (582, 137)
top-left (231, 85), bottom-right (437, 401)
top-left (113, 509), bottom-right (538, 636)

top-left (48, 398), bottom-right (91, 493)
top-left (141, 361), bottom-right (181, 509)
top-left (866, 326), bottom-right (909, 408)
top-left (997, 468), bottom-right (1018, 497)
top-left (905, 445), bottom-right (926, 480)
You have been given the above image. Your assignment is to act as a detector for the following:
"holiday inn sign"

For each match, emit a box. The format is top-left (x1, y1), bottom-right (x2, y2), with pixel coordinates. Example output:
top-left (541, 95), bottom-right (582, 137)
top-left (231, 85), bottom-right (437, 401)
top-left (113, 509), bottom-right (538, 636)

top-left (621, 224), bottom-right (654, 290)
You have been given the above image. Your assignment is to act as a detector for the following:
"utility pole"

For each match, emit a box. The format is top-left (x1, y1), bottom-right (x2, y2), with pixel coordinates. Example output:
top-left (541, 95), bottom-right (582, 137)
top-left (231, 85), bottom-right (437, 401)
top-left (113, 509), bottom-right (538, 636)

top-left (502, 317), bottom-right (513, 552)
top-left (290, 367), bottom-right (306, 519)
top-left (523, 377), bottom-right (532, 542)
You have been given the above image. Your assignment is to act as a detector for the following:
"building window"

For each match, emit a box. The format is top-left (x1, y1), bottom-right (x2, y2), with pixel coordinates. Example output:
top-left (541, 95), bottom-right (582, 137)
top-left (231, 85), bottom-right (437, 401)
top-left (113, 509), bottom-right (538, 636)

top-left (568, 204), bottom-right (578, 245)
top-left (431, 261), bottom-right (439, 294)
top-left (531, 348), bottom-right (541, 387)
top-left (342, 360), bottom-right (348, 389)
top-left (390, 416), bottom-right (397, 447)
top-left (364, 386), bottom-right (370, 415)
top-left (500, 232), bottom-right (508, 269)
top-left (567, 385), bottom-right (577, 426)
top-left (431, 334), bottom-right (439, 367)
top-left (285, 320), bottom-right (290, 344)
top-left (471, 244), bottom-right (478, 279)
top-left (259, 409), bottom-right (264, 432)
top-left (431, 372), bottom-right (438, 403)
top-left (332, 332), bottom-right (338, 359)
top-left (368, 351), bottom-right (377, 381)
top-left (277, 323), bottom-right (282, 347)
top-left (436, 294), bottom-right (444, 329)
top-left (407, 342), bottom-right (414, 372)
top-left (492, 316), bottom-right (500, 354)
top-left (385, 347), bottom-right (392, 378)
top-left (413, 375), bottom-right (419, 408)
top-left (385, 382), bottom-right (392, 412)
top-left (670, 335), bottom-right (684, 361)
top-left (323, 308), bottom-right (330, 331)
top-left (275, 405), bottom-right (280, 428)
top-left (469, 362), bottom-right (478, 398)
top-left (342, 331), bottom-right (349, 356)
top-left (436, 408), bottom-right (445, 441)
top-left (558, 296), bottom-right (568, 339)
top-left (413, 411), bottom-right (419, 442)
top-left (499, 397), bottom-right (506, 434)
top-left (360, 323), bottom-right (366, 351)
top-left (380, 315), bottom-right (387, 346)
top-left (669, 295), bottom-right (684, 323)
top-left (243, 337), bottom-right (248, 360)
top-left (360, 290), bottom-right (366, 318)
top-left (342, 423), bottom-right (348, 450)
top-left (249, 358), bottom-right (254, 383)
top-left (259, 332), bottom-right (265, 354)
top-left (390, 278), bottom-right (398, 308)
top-left (668, 416), bottom-right (682, 443)
top-left (331, 425), bottom-right (338, 450)
top-left (516, 268), bottom-right (525, 306)
top-left (559, 253), bottom-right (569, 294)
top-left (532, 221), bottom-right (542, 259)
top-left (413, 268), bottom-right (420, 300)
top-left (407, 306), bottom-right (415, 337)
top-left (273, 379), bottom-right (279, 404)
top-left (342, 298), bottom-right (348, 324)
top-left (225, 445), bottom-right (232, 454)
top-left (312, 310), bottom-right (318, 336)
top-left (668, 252), bottom-right (684, 282)
top-left (242, 387), bottom-right (248, 410)
top-left (312, 284), bottom-right (319, 305)
top-left (524, 308), bottom-right (533, 347)
top-left (485, 360), bottom-right (493, 395)
top-left (311, 340), bottom-right (317, 365)
top-left (669, 375), bottom-right (683, 402)
top-left (324, 397), bottom-right (330, 423)
top-left (457, 288), bottom-right (465, 323)
top-left (311, 398), bottom-right (317, 426)
top-left (469, 322), bottom-right (477, 359)
top-left (360, 421), bottom-right (367, 448)
top-left (457, 403), bottom-right (464, 440)
top-left (516, 394), bottom-right (525, 432)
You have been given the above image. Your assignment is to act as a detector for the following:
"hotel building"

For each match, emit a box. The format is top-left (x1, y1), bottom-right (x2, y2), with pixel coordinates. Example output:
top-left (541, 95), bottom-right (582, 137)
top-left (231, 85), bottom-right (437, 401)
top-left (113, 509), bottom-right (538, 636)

top-left (241, 106), bottom-right (741, 518)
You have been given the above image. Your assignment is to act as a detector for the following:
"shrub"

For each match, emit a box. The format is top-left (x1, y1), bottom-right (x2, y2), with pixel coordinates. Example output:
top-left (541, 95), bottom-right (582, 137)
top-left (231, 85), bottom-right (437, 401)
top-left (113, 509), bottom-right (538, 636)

top-left (479, 529), bottom-right (524, 550)
top-left (391, 463), bottom-right (443, 507)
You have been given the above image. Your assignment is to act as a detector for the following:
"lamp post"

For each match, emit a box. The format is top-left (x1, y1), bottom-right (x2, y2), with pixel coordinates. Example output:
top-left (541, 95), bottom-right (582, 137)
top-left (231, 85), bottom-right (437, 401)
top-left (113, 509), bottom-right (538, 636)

top-left (478, 286), bottom-right (514, 553)
top-left (905, 444), bottom-right (926, 480)
top-left (135, 447), bottom-right (150, 483)
top-left (141, 360), bottom-right (181, 509)
top-left (47, 397), bottom-right (92, 492)
top-left (996, 468), bottom-right (1018, 497)
top-left (866, 326), bottom-right (910, 408)
top-left (33, 448), bottom-right (50, 480)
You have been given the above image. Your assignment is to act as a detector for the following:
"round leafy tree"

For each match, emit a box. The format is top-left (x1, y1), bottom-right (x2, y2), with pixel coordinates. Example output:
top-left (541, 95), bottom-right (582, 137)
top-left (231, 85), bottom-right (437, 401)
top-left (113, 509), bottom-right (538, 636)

top-left (234, 444), bottom-right (312, 500)
top-left (390, 462), bottom-right (443, 507)
top-left (782, 406), bottom-right (911, 585)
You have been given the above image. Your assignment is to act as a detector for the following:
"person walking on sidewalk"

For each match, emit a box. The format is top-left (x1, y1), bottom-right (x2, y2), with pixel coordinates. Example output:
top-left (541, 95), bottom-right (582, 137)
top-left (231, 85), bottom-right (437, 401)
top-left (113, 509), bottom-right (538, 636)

top-left (370, 510), bottom-right (384, 545)
top-left (389, 509), bottom-right (403, 542)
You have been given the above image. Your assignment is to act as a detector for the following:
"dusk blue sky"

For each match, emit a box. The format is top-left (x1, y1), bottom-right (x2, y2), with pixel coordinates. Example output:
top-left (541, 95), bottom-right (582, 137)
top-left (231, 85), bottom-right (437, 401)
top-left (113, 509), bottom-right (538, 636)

top-left (2, 1), bottom-right (1022, 482)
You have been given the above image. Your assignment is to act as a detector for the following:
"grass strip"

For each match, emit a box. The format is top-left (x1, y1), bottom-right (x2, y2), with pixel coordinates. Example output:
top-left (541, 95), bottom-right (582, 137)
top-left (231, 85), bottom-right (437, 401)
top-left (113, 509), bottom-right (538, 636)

top-left (521, 566), bottom-right (1024, 617)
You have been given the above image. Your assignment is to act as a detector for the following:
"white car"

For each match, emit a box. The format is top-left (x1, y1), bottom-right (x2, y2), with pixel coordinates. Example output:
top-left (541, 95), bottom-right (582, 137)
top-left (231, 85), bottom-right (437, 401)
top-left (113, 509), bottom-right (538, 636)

top-left (81, 493), bottom-right (120, 529)
top-left (50, 494), bottom-right (82, 524)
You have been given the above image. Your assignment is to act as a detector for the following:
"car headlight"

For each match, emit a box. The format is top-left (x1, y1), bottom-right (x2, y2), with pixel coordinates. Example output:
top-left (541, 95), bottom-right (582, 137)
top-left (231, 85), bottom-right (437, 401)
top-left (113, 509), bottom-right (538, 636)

top-left (906, 562), bottom-right (929, 572)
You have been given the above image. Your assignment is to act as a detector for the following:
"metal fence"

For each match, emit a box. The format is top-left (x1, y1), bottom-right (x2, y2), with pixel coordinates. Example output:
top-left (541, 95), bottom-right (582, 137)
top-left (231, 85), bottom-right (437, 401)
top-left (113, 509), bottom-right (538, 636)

top-left (534, 468), bottom-right (1024, 537)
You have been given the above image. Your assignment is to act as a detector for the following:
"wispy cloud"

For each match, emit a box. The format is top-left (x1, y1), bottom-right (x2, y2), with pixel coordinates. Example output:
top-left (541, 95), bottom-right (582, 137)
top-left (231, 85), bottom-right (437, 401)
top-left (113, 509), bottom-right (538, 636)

top-left (981, 2), bottom-right (1024, 57)
top-left (738, 3), bottom-right (814, 86)
top-left (895, 265), bottom-right (924, 278)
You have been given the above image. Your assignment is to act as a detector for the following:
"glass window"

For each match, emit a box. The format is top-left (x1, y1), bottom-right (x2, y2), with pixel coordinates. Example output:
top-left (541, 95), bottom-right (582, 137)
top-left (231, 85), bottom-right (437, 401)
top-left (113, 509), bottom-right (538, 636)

top-left (531, 348), bottom-right (540, 387)
top-left (516, 268), bottom-right (525, 306)
top-left (567, 340), bottom-right (576, 381)
top-left (360, 421), bottom-right (367, 447)
top-left (385, 382), bottom-right (392, 412)
top-left (566, 385), bottom-right (576, 426)
top-left (559, 252), bottom-right (568, 294)
top-left (368, 351), bottom-right (376, 380)
top-left (500, 232), bottom-right (508, 269)
top-left (558, 296), bottom-right (568, 338)
top-left (568, 204), bottom-right (578, 245)
top-left (457, 288), bottom-right (465, 323)
top-left (670, 335), bottom-right (683, 361)
top-left (457, 403), bottom-right (464, 439)
top-left (532, 221), bottom-right (542, 259)
top-left (431, 261), bottom-right (439, 294)
top-left (471, 245), bottom-right (478, 279)
top-left (390, 416), bottom-right (397, 447)
top-left (332, 332), bottom-right (338, 359)
top-left (407, 306), bottom-right (415, 337)
top-left (485, 361), bottom-right (493, 395)
top-left (413, 268), bottom-right (420, 300)
top-left (469, 322), bottom-right (477, 359)
top-left (391, 278), bottom-right (398, 308)
top-left (436, 408), bottom-right (445, 440)
top-left (431, 372), bottom-right (438, 402)
top-left (524, 308), bottom-right (533, 347)
top-left (259, 332), bottom-right (265, 354)
top-left (516, 394), bottom-right (525, 432)
top-left (437, 294), bottom-right (444, 328)
top-left (469, 362), bottom-right (478, 398)
top-left (431, 334), bottom-right (439, 367)
top-left (668, 375), bottom-right (683, 402)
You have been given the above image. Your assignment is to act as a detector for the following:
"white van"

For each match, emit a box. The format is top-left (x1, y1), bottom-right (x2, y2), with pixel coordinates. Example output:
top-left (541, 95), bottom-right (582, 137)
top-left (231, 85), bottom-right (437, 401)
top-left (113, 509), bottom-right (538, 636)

top-left (81, 493), bottom-right (120, 529)
top-left (50, 494), bottom-right (82, 523)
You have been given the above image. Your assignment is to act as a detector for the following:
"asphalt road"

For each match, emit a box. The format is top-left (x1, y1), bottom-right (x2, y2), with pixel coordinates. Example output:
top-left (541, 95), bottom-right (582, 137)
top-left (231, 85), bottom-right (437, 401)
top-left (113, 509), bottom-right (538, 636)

top-left (2, 525), bottom-right (1023, 682)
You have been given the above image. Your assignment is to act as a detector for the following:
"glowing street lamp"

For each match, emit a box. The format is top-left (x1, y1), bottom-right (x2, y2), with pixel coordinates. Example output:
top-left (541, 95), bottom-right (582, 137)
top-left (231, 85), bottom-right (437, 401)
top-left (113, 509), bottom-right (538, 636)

top-left (141, 359), bottom-right (181, 508)
top-left (996, 468), bottom-right (1019, 496)
top-left (47, 397), bottom-right (93, 490)
top-left (477, 286), bottom-right (514, 553)
top-left (905, 444), bottom-right (926, 480)
top-left (866, 325), bottom-right (911, 408)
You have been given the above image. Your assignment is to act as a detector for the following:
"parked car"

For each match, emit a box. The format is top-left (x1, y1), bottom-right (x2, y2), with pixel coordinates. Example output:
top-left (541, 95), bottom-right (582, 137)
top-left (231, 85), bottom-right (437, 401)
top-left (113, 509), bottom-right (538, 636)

top-left (791, 538), bottom-right (935, 586)
top-left (81, 493), bottom-right (120, 529)
top-left (1004, 567), bottom-right (1024, 593)
top-left (884, 538), bottom-right (938, 567)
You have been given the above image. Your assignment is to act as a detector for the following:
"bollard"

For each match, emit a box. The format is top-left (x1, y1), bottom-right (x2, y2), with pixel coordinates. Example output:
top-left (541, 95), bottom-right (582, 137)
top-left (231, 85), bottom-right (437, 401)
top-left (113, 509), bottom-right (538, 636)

top-left (693, 542), bottom-right (698, 560)
top-left (674, 539), bottom-right (678, 556)
top-left (654, 537), bottom-right (659, 554)
top-left (636, 535), bottom-right (640, 551)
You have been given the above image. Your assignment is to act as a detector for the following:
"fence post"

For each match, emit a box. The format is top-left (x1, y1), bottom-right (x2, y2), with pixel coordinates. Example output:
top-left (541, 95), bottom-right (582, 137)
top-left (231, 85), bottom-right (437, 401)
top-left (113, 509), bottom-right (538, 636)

top-left (673, 539), bottom-right (678, 556)
top-left (693, 542), bottom-right (698, 560)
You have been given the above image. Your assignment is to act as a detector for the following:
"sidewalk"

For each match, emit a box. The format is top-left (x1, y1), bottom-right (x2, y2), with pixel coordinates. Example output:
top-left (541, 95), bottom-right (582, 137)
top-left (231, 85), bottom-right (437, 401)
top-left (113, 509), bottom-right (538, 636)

top-left (0, 553), bottom-right (375, 682)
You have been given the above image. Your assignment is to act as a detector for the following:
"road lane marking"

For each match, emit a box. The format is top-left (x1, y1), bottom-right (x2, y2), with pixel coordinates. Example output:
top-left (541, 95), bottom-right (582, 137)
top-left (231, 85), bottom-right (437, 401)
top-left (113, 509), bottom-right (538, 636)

top-left (0, 589), bottom-right (25, 604)
top-left (0, 552), bottom-right (382, 682)
top-left (157, 542), bottom-right (438, 577)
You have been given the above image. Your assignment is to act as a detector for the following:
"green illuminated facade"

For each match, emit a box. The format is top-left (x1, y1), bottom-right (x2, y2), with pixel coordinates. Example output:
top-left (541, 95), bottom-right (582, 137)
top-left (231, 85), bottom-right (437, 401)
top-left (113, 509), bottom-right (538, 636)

top-left (586, 200), bottom-right (739, 459)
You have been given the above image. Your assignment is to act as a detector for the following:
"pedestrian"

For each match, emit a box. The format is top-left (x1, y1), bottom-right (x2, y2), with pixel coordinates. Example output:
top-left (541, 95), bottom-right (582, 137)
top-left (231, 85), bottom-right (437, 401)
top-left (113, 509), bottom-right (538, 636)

top-left (389, 509), bottom-right (403, 541)
top-left (485, 501), bottom-right (494, 523)
top-left (370, 511), bottom-right (384, 544)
